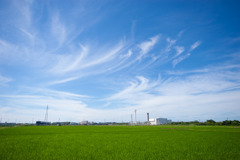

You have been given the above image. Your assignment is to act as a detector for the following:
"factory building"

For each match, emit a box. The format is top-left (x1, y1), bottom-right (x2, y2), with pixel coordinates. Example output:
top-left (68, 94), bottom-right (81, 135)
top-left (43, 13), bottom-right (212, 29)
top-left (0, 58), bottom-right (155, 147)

top-left (80, 121), bottom-right (89, 125)
top-left (149, 118), bottom-right (172, 125)
top-left (36, 121), bottom-right (51, 125)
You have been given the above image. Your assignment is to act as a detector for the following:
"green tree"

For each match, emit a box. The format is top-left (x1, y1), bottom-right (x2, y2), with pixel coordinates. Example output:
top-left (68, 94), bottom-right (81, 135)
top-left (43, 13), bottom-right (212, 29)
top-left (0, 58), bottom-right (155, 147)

top-left (206, 119), bottom-right (216, 125)
top-left (231, 120), bottom-right (240, 126)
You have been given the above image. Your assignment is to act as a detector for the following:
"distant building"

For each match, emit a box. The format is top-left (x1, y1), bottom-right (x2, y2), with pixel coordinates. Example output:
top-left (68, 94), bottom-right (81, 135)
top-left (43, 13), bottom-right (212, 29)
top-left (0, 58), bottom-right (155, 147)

top-left (0, 122), bottom-right (17, 126)
top-left (36, 121), bottom-right (51, 125)
top-left (80, 121), bottom-right (89, 125)
top-left (70, 122), bottom-right (78, 125)
top-left (149, 118), bottom-right (172, 125)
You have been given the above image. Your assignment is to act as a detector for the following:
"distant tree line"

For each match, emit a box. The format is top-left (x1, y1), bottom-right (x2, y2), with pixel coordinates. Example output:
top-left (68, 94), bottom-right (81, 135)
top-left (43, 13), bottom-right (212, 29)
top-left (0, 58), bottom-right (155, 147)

top-left (170, 120), bottom-right (240, 126)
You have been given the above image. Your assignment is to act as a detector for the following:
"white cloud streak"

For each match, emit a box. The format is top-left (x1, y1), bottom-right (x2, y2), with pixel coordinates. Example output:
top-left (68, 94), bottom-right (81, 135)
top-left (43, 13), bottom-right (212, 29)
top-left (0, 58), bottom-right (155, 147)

top-left (82, 43), bottom-right (124, 68)
top-left (109, 76), bottom-right (159, 102)
top-left (1, 66), bottom-right (239, 122)
top-left (165, 37), bottom-right (176, 52)
top-left (48, 76), bottom-right (80, 85)
top-left (49, 41), bottom-right (125, 78)
top-left (51, 13), bottom-right (67, 46)
top-left (0, 87), bottom-right (91, 122)
top-left (19, 28), bottom-right (34, 41)
top-left (190, 41), bottom-right (201, 51)
top-left (137, 35), bottom-right (160, 60)
top-left (174, 46), bottom-right (185, 57)
top-left (13, 0), bottom-right (32, 27)
top-left (0, 1), bottom-right (239, 123)
top-left (0, 39), bottom-right (17, 56)
top-left (172, 53), bottom-right (191, 68)
top-left (105, 68), bottom-right (240, 121)
top-left (0, 74), bottom-right (12, 86)
top-left (177, 30), bottom-right (184, 38)
top-left (166, 64), bottom-right (240, 76)
top-left (121, 49), bottom-right (132, 58)
top-left (171, 40), bottom-right (201, 67)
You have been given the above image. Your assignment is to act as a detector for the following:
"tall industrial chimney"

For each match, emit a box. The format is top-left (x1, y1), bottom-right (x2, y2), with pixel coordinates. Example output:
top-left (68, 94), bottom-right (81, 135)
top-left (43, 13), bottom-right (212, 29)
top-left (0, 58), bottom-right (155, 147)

top-left (147, 113), bottom-right (149, 122)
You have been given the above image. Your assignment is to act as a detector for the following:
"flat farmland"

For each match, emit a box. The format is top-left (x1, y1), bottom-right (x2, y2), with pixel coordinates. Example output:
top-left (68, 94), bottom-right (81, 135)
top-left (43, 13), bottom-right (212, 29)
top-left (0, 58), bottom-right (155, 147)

top-left (0, 125), bottom-right (239, 160)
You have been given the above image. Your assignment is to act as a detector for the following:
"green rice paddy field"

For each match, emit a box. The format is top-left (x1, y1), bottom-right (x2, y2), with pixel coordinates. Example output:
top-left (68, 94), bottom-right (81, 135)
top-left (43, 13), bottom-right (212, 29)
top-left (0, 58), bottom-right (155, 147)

top-left (0, 125), bottom-right (239, 160)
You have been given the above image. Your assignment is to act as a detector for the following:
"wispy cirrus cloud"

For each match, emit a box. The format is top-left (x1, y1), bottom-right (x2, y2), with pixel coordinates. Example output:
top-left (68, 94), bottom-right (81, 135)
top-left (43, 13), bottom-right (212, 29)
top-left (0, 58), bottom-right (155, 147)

top-left (172, 53), bottom-right (191, 68)
top-left (50, 43), bottom-right (89, 74)
top-left (0, 87), bottom-right (89, 101)
top-left (48, 76), bottom-right (80, 85)
top-left (172, 41), bottom-right (201, 67)
top-left (0, 0), bottom-right (239, 123)
top-left (0, 15), bottom-right (201, 84)
top-left (19, 28), bottom-right (35, 41)
top-left (0, 74), bottom-right (12, 86)
top-left (165, 37), bottom-right (176, 52)
top-left (137, 35), bottom-right (160, 60)
top-left (51, 12), bottom-right (67, 46)
top-left (166, 64), bottom-right (240, 76)
top-left (1, 65), bottom-right (239, 122)
top-left (150, 35), bottom-right (201, 69)
top-left (121, 49), bottom-right (132, 58)
top-left (105, 66), bottom-right (240, 121)
top-left (13, 0), bottom-right (32, 27)
top-left (174, 46), bottom-right (185, 57)
top-left (0, 87), bottom-right (90, 122)
top-left (0, 39), bottom-right (17, 56)
top-left (81, 42), bottom-right (124, 69)
top-left (49, 41), bottom-right (125, 76)
top-left (108, 76), bottom-right (159, 103)
top-left (177, 30), bottom-right (184, 38)
top-left (190, 41), bottom-right (201, 51)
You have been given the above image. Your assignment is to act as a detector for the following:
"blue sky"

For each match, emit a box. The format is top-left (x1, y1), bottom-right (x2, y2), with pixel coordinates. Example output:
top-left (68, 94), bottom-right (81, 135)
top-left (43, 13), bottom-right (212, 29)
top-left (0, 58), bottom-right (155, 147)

top-left (0, 0), bottom-right (240, 123)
